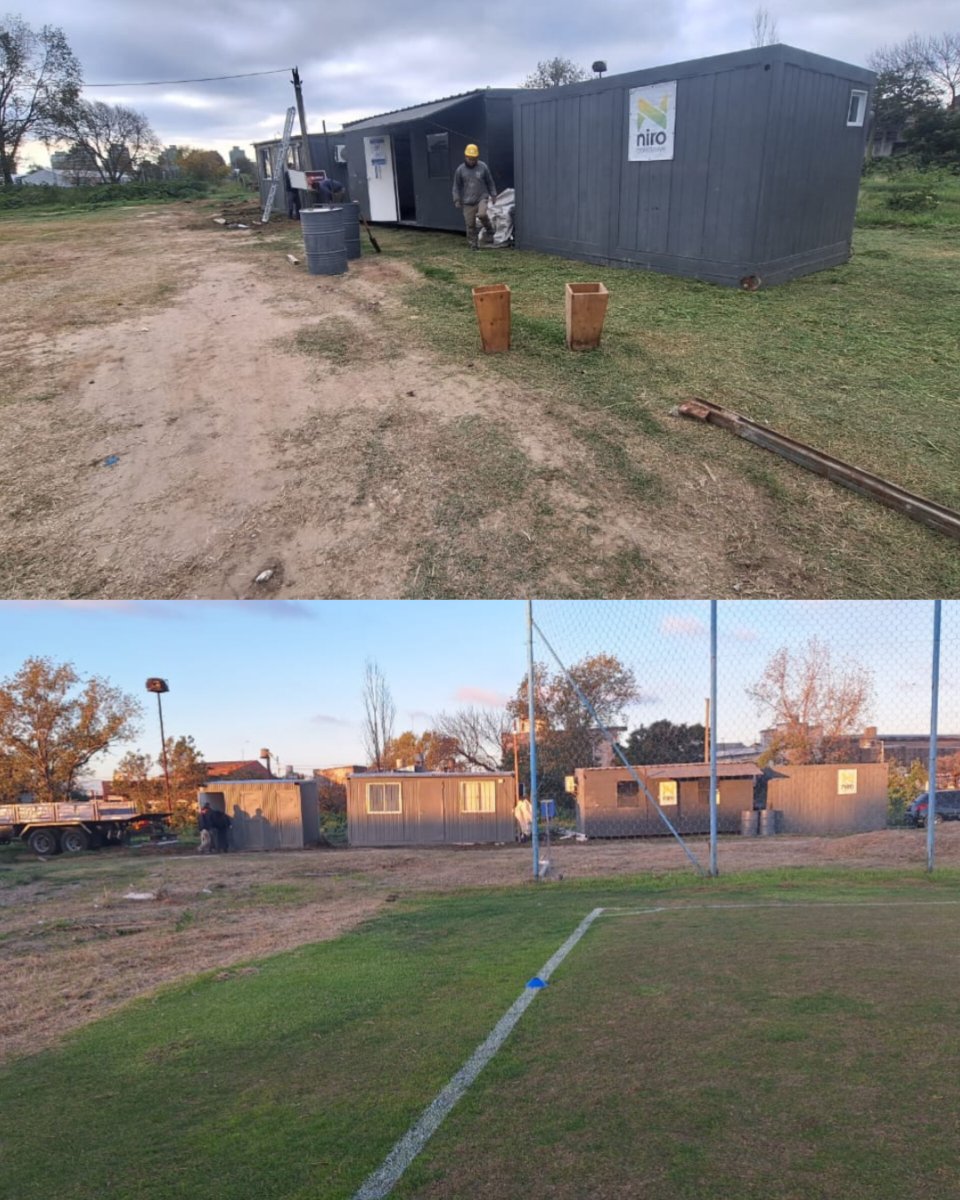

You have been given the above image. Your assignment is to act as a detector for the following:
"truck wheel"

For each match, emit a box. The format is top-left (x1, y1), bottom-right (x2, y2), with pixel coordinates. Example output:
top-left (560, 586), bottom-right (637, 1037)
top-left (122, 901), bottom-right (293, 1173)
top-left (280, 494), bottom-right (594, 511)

top-left (60, 827), bottom-right (90, 853)
top-left (27, 828), bottom-right (60, 856)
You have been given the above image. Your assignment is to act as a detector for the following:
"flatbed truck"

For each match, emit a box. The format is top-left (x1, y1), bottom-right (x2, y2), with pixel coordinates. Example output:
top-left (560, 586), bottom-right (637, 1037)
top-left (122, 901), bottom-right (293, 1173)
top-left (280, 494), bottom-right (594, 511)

top-left (0, 799), bottom-right (173, 856)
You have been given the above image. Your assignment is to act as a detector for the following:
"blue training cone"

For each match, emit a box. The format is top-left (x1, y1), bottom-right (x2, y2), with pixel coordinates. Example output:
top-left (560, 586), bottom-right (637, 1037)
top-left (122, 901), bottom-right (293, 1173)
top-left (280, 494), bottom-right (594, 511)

top-left (526, 977), bottom-right (548, 989)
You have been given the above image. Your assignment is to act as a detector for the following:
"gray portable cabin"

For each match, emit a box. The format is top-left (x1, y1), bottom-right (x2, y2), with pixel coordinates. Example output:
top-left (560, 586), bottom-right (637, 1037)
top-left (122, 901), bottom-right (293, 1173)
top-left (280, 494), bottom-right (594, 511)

top-left (343, 89), bottom-right (516, 230)
top-left (762, 763), bottom-right (889, 834)
top-left (513, 45), bottom-right (874, 286)
top-left (346, 770), bottom-right (516, 846)
top-left (252, 133), bottom-right (351, 216)
top-left (198, 780), bottom-right (320, 850)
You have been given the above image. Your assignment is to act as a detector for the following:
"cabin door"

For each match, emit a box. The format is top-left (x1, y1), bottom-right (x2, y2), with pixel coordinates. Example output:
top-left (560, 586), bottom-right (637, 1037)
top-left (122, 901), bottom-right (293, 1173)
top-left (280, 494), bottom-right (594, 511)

top-left (364, 135), bottom-right (399, 221)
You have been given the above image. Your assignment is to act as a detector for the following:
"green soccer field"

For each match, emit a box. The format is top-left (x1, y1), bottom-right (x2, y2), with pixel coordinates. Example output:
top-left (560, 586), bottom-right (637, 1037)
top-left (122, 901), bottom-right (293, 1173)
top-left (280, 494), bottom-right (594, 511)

top-left (3, 872), bottom-right (959, 1200)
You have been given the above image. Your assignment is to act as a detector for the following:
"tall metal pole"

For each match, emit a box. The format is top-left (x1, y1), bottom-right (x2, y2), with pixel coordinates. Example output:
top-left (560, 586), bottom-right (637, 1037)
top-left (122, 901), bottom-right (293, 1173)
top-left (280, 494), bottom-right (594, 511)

top-left (708, 600), bottom-right (718, 877)
top-left (156, 693), bottom-right (172, 814)
top-left (527, 600), bottom-right (540, 881)
top-left (704, 698), bottom-right (710, 762)
top-left (291, 67), bottom-right (313, 171)
top-left (926, 599), bottom-right (942, 873)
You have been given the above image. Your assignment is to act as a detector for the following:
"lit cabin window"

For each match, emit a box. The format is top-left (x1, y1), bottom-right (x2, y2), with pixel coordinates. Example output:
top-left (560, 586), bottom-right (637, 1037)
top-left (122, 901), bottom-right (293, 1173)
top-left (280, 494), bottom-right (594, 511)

top-left (847, 90), bottom-right (867, 127)
top-left (460, 779), bottom-right (496, 812)
top-left (367, 783), bottom-right (401, 813)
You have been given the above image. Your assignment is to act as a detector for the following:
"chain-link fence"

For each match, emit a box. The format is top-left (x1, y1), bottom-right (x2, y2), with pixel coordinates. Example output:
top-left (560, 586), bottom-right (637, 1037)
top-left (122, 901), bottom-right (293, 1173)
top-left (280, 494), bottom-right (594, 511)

top-left (526, 601), bottom-right (957, 878)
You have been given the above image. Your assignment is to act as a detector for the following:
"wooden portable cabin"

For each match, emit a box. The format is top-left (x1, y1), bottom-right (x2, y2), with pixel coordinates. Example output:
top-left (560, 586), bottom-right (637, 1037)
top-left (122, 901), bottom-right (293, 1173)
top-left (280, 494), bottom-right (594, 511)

top-left (574, 762), bottom-right (761, 837)
top-left (252, 133), bottom-right (351, 217)
top-left (346, 771), bottom-right (516, 846)
top-left (512, 45), bottom-right (874, 286)
top-left (762, 763), bottom-right (889, 834)
top-left (343, 90), bottom-right (516, 230)
top-left (198, 780), bottom-right (320, 851)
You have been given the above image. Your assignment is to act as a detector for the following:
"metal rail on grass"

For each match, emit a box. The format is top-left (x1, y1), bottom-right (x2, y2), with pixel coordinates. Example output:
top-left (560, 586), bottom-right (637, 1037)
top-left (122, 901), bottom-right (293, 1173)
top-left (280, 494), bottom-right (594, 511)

top-left (676, 398), bottom-right (960, 543)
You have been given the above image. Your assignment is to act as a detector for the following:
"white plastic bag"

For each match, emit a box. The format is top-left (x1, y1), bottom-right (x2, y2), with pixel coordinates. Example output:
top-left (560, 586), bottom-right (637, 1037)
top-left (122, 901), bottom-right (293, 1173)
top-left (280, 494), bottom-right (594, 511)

top-left (479, 187), bottom-right (515, 246)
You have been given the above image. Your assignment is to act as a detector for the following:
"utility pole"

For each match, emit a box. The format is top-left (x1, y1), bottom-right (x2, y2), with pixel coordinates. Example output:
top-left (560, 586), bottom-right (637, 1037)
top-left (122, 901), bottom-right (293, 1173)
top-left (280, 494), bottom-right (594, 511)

top-left (291, 66), bottom-right (313, 171)
top-left (145, 678), bottom-right (172, 814)
top-left (704, 698), bottom-right (710, 762)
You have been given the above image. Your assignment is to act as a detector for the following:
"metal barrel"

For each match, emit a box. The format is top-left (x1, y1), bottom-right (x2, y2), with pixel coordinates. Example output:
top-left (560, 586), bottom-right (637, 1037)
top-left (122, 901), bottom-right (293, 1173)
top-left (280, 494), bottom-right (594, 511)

top-left (759, 808), bottom-right (780, 836)
top-left (300, 206), bottom-right (347, 276)
top-left (341, 200), bottom-right (361, 260)
top-left (740, 809), bottom-right (758, 837)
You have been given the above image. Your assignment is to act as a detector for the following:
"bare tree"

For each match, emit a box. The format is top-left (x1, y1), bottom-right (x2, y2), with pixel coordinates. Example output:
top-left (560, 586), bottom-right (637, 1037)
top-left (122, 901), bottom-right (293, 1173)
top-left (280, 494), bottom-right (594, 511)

top-left (523, 57), bottom-right (588, 88)
top-left (921, 32), bottom-right (960, 109)
top-left (433, 707), bottom-right (509, 771)
top-left (751, 7), bottom-right (779, 48)
top-left (747, 638), bottom-right (873, 765)
top-left (0, 15), bottom-right (81, 184)
top-left (0, 657), bottom-right (142, 802)
top-left (361, 660), bottom-right (395, 770)
top-left (59, 100), bottom-right (159, 182)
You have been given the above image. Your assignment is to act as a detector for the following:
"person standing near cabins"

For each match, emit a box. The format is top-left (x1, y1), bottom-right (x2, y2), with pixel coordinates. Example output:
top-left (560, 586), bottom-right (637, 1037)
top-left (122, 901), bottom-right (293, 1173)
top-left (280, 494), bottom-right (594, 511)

top-left (197, 800), bottom-right (214, 855)
top-left (514, 795), bottom-right (533, 842)
top-left (209, 804), bottom-right (232, 853)
top-left (452, 144), bottom-right (496, 250)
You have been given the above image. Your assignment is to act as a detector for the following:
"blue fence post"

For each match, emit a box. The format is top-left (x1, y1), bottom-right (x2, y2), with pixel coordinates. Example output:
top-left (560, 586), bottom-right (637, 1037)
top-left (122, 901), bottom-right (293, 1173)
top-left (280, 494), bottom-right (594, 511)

top-left (709, 600), bottom-right (718, 878)
top-left (527, 600), bottom-right (540, 881)
top-left (927, 599), bottom-right (942, 873)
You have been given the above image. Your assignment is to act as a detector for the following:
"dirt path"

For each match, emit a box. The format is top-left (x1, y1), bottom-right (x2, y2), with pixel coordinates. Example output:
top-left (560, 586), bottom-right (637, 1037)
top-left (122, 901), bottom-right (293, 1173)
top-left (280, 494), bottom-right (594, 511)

top-left (2, 828), bottom-right (956, 1064)
top-left (1, 201), bottom-right (842, 599)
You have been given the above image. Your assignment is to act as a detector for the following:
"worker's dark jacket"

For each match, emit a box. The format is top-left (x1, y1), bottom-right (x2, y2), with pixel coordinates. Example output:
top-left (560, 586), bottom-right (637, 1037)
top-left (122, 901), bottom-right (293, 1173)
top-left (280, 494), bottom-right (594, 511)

top-left (198, 808), bottom-right (214, 832)
top-left (452, 161), bottom-right (496, 206)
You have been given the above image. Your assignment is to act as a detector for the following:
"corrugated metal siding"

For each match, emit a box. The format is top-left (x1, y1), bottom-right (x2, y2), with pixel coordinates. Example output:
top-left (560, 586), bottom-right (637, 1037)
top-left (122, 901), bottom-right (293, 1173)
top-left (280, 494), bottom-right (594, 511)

top-left (514, 45), bottom-right (872, 286)
top-left (347, 775), bottom-right (514, 845)
top-left (212, 782), bottom-right (316, 850)
top-left (765, 764), bottom-right (889, 834)
top-left (575, 768), bottom-right (751, 837)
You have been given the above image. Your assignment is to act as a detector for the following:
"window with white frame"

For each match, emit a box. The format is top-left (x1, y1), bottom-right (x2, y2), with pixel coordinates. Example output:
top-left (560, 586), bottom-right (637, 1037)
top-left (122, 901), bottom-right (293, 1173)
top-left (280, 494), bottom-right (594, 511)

top-left (847, 90), bottom-right (867, 127)
top-left (460, 779), bottom-right (496, 813)
top-left (261, 149), bottom-right (273, 179)
top-left (367, 782), bottom-right (401, 814)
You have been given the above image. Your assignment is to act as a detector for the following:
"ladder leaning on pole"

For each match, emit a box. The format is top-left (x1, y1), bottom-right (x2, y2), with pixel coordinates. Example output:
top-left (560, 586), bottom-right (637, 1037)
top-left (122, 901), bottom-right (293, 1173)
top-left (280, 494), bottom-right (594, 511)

top-left (261, 106), bottom-right (297, 224)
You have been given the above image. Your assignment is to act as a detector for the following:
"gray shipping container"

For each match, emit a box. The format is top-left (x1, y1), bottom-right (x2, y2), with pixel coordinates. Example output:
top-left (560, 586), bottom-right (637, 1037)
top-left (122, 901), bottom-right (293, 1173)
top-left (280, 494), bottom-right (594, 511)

top-left (199, 780), bottom-right (320, 851)
top-left (343, 90), bottom-right (516, 231)
top-left (513, 44), bottom-right (874, 286)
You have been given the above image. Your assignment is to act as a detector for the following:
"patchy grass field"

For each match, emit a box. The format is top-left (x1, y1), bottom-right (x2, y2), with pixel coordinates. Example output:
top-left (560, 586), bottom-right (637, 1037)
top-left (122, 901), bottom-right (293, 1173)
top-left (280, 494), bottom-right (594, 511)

top-left (0, 181), bottom-right (958, 598)
top-left (2, 870), bottom-right (958, 1200)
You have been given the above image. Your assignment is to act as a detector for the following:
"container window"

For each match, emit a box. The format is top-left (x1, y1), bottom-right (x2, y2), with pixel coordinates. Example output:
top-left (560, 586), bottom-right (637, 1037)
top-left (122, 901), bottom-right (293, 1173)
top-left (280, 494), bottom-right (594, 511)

top-left (616, 780), bottom-right (640, 808)
top-left (426, 132), bottom-right (450, 179)
top-left (847, 90), bottom-right (867, 127)
top-left (286, 143), bottom-right (301, 169)
top-left (261, 149), bottom-right (272, 179)
top-left (367, 783), bottom-right (401, 814)
top-left (460, 779), bottom-right (496, 812)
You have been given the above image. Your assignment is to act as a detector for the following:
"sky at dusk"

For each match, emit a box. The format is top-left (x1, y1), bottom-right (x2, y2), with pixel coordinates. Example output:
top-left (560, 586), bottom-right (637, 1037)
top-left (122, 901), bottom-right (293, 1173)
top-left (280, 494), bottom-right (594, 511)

top-left (17, 0), bottom-right (959, 168)
top-left (0, 601), bottom-right (954, 781)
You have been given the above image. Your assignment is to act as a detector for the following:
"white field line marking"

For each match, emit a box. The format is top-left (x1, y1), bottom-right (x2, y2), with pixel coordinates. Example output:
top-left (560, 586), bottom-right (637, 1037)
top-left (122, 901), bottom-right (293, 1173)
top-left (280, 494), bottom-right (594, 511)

top-left (603, 899), bottom-right (960, 915)
top-left (351, 907), bottom-right (605, 1200)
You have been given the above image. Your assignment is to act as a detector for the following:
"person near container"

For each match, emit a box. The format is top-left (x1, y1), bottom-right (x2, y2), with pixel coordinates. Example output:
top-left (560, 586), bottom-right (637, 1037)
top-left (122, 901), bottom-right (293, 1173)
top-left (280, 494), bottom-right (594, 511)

top-left (209, 804), bottom-right (232, 853)
top-left (317, 175), bottom-right (347, 205)
top-left (513, 796), bottom-right (533, 842)
top-left (197, 800), bottom-right (214, 854)
top-left (452, 144), bottom-right (496, 250)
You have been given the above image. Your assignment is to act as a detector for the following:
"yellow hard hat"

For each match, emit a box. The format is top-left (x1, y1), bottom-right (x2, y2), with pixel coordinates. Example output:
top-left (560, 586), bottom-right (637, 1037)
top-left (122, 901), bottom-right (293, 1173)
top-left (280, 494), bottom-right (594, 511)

top-left (464, 143), bottom-right (479, 158)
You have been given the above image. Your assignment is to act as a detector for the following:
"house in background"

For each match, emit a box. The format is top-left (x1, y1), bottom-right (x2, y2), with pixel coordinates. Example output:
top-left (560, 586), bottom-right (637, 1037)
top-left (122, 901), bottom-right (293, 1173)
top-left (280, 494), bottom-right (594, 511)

top-left (205, 759), bottom-right (274, 782)
top-left (346, 770), bottom-right (516, 846)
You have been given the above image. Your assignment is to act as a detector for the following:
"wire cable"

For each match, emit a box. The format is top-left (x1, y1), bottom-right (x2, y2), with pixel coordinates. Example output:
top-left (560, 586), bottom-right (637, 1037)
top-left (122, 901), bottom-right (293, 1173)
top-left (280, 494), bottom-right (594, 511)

top-left (84, 68), bottom-right (290, 88)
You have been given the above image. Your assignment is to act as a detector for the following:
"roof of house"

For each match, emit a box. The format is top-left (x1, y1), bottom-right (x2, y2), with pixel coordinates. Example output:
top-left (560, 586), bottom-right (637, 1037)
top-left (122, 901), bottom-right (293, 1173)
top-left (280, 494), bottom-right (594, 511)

top-left (205, 760), bottom-right (273, 780)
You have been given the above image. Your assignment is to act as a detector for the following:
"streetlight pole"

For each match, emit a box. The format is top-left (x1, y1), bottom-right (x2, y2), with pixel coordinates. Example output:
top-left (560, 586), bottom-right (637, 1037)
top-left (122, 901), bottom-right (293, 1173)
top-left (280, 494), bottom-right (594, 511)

top-left (145, 678), bottom-right (172, 813)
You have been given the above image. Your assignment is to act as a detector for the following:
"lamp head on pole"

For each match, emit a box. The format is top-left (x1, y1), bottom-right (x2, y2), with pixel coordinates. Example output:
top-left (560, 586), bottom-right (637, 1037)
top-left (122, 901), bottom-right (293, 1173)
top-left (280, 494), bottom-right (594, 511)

top-left (145, 678), bottom-right (170, 694)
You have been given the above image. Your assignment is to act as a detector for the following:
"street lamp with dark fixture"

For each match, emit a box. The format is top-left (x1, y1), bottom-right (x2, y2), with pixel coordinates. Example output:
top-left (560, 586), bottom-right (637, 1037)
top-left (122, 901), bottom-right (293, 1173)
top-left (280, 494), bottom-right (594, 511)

top-left (145, 678), bottom-right (172, 812)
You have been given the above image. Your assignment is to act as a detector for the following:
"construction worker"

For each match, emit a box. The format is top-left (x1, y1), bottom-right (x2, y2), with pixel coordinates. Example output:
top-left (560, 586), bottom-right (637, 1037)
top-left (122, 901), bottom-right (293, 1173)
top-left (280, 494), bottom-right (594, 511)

top-left (452, 143), bottom-right (496, 250)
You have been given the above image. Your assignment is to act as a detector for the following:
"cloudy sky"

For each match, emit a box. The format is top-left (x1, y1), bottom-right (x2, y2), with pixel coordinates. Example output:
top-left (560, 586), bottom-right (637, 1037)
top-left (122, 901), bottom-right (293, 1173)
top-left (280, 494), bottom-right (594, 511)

top-left (0, 601), bottom-right (953, 778)
top-left (20, 0), bottom-right (957, 168)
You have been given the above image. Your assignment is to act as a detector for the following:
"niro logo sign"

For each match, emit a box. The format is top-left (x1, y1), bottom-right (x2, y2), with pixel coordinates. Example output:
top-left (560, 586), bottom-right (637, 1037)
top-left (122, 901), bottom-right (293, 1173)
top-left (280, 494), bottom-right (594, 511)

top-left (628, 80), bottom-right (677, 162)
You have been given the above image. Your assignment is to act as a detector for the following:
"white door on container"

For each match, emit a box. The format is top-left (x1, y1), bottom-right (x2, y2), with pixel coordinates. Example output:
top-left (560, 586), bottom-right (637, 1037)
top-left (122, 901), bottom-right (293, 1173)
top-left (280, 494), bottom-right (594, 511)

top-left (364, 135), bottom-right (398, 221)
